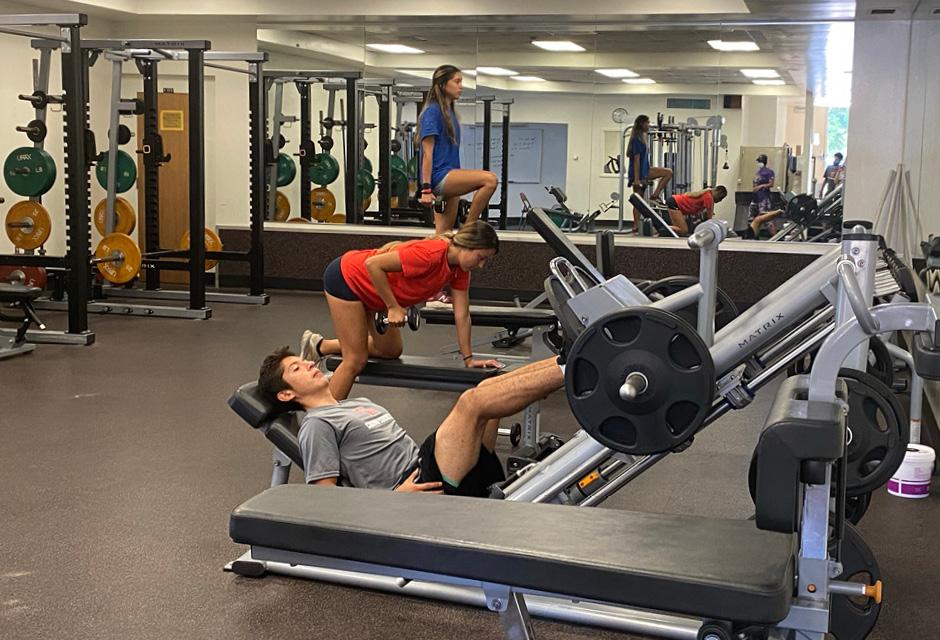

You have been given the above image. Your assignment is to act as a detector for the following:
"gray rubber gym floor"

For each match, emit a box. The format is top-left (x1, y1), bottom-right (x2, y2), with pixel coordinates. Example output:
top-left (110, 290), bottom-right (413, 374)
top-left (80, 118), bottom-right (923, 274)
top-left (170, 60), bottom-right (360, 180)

top-left (1, 290), bottom-right (938, 640)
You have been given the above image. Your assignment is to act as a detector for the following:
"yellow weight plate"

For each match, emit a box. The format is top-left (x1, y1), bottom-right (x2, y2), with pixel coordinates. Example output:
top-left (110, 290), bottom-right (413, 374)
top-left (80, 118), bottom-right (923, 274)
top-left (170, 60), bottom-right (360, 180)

top-left (93, 197), bottom-right (137, 236)
top-left (274, 190), bottom-right (291, 222)
top-left (95, 232), bottom-right (141, 284)
top-left (327, 213), bottom-right (346, 224)
top-left (180, 227), bottom-right (223, 271)
top-left (286, 217), bottom-right (313, 224)
top-left (5, 200), bottom-right (52, 250)
top-left (310, 187), bottom-right (336, 222)
top-left (359, 195), bottom-right (372, 212)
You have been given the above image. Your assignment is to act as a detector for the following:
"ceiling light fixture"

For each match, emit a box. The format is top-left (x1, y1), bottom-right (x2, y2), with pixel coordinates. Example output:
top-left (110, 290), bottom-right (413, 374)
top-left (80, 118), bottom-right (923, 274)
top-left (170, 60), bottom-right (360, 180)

top-left (623, 78), bottom-right (656, 85)
top-left (476, 66), bottom-right (518, 76)
top-left (531, 40), bottom-right (585, 52)
top-left (511, 75), bottom-right (546, 82)
top-left (366, 44), bottom-right (425, 54)
top-left (595, 68), bottom-right (639, 78)
top-left (753, 79), bottom-right (786, 85)
top-left (707, 39), bottom-right (759, 52)
top-left (741, 68), bottom-right (780, 78)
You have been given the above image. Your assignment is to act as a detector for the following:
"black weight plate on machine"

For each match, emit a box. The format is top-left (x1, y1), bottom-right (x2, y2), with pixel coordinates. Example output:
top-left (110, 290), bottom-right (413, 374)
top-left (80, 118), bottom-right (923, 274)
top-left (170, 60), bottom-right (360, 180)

top-left (639, 275), bottom-right (740, 331)
top-left (786, 193), bottom-right (819, 225)
top-left (845, 492), bottom-right (872, 525)
top-left (829, 523), bottom-right (882, 640)
top-left (841, 368), bottom-right (908, 497)
top-left (565, 307), bottom-right (715, 455)
top-left (866, 336), bottom-right (894, 388)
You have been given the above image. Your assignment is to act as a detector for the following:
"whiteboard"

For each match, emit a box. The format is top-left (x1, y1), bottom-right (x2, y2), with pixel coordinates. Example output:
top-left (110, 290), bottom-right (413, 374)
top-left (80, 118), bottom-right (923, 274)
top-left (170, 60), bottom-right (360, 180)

top-left (461, 125), bottom-right (543, 184)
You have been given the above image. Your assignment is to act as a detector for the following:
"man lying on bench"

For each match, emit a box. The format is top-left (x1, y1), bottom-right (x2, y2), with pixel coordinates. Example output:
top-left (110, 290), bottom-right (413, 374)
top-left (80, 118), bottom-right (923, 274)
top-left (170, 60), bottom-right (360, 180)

top-left (257, 346), bottom-right (564, 497)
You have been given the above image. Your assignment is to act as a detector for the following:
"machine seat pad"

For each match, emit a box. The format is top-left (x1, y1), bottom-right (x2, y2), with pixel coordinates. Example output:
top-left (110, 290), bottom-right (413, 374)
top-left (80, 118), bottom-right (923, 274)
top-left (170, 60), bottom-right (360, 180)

top-left (230, 485), bottom-right (796, 624)
top-left (421, 305), bottom-right (557, 329)
top-left (0, 283), bottom-right (42, 302)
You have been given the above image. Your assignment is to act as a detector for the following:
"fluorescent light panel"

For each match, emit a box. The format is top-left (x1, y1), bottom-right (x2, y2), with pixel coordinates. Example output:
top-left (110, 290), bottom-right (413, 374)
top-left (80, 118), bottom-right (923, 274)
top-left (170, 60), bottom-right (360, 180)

top-left (395, 69), bottom-right (430, 78)
top-left (531, 40), bottom-right (585, 52)
top-left (462, 69), bottom-right (477, 76)
top-left (511, 75), bottom-right (545, 82)
top-left (707, 39), bottom-right (759, 52)
top-left (476, 66), bottom-right (517, 76)
top-left (595, 68), bottom-right (638, 78)
top-left (367, 43), bottom-right (425, 54)
top-left (753, 79), bottom-right (786, 85)
top-left (741, 68), bottom-right (780, 78)
top-left (623, 78), bottom-right (656, 84)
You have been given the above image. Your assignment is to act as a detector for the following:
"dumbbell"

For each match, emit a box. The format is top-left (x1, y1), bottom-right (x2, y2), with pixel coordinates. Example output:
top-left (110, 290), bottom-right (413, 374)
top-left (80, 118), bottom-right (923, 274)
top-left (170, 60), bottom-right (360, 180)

top-left (374, 306), bottom-right (421, 335)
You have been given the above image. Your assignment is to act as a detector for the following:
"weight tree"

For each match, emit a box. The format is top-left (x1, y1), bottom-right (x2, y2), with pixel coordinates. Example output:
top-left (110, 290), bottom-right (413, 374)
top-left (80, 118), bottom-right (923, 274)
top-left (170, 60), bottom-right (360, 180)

top-left (0, 13), bottom-right (94, 345)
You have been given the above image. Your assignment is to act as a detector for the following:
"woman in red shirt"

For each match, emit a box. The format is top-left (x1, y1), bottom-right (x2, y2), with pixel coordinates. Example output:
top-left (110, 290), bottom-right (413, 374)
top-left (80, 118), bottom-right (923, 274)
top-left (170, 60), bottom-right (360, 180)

top-left (665, 186), bottom-right (727, 235)
top-left (301, 221), bottom-right (502, 401)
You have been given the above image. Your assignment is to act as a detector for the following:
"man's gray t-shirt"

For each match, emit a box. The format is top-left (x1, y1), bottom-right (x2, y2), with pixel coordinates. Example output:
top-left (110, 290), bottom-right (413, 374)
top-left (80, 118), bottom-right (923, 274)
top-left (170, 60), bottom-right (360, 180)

top-left (298, 398), bottom-right (420, 488)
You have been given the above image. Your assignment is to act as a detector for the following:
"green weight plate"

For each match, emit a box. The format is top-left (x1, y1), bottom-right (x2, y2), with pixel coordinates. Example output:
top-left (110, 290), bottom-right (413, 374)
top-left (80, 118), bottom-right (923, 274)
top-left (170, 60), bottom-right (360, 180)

top-left (3, 146), bottom-right (57, 197)
top-left (356, 168), bottom-right (376, 201)
top-left (406, 156), bottom-right (417, 179)
top-left (309, 153), bottom-right (340, 186)
top-left (276, 153), bottom-right (297, 187)
top-left (391, 167), bottom-right (409, 199)
top-left (96, 150), bottom-right (137, 193)
top-left (390, 155), bottom-right (406, 174)
top-left (362, 157), bottom-right (373, 174)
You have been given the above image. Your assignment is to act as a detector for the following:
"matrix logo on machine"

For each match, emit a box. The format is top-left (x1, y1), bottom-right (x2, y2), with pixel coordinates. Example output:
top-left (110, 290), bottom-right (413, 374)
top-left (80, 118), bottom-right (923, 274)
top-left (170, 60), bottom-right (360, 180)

top-left (737, 313), bottom-right (785, 349)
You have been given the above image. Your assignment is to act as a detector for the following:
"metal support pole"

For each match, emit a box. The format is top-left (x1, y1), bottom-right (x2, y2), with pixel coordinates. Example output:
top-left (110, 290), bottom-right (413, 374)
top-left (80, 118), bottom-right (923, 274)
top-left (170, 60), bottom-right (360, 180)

top-left (802, 90), bottom-right (815, 195)
top-left (61, 23), bottom-right (91, 334)
top-left (267, 81), bottom-right (284, 220)
top-left (617, 124), bottom-right (627, 232)
top-left (499, 104), bottom-right (510, 229)
top-left (345, 77), bottom-right (359, 224)
top-left (187, 49), bottom-right (207, 311)
top-left (140, 59), bottom-right (161, 291)
top-left (378, 85), bottom-right (391, 224)
top-left (247, 62), bottom-right (266, 296)
top-left (104, 56), bottom-right (122, 234)
top-left (298, 81), bottom-right (312, 221)
top-left (835, 230), bottom-right (878, 370)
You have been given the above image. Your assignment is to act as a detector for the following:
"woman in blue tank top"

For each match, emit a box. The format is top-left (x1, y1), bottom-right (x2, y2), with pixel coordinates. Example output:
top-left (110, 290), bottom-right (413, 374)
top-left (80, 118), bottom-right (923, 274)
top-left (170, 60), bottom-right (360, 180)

top-left (627, 114), bottom-right (673, 232)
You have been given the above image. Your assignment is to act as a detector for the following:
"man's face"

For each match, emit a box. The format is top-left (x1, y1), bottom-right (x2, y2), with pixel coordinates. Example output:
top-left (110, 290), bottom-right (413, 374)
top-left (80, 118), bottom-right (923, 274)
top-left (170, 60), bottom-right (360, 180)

top-left (276, 356), bottom-right (329, 402)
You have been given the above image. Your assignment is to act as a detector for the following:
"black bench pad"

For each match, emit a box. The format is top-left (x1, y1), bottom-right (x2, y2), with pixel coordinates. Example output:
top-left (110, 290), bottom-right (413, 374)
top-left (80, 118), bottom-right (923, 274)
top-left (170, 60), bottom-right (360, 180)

top-left (324, 354), bottom-right (505, 391)
top-left (230, 484), bottom-right (796, 624)
top-left (0, 283), bottom-right (41, 303)
top-left (421, 305), bottom-right (557, 329)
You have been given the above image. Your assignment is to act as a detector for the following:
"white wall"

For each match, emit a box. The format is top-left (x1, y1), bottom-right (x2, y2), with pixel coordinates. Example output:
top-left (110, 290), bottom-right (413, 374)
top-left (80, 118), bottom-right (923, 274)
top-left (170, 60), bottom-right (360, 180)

top-left (903, 19), bottom-right (940, 235)
top-left (742, 96), bottom-right (778, 147)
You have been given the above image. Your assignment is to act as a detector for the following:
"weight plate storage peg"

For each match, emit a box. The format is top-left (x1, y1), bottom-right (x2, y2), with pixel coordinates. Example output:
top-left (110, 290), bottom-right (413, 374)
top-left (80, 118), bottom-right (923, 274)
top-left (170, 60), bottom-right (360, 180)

top-left (829, 523), bottom-right (882, 640)
top-left (276, 153), bottom-right (297, 187)
top-left (565, 307), bottom-right (715, 455)
top-left (5, 201), bottom-right (52, 250)
top-left (95, 233), bottom-right (142, 284)
top-left (310, 187), bottom-right (336, 221)
top-left (309, 153), bottom-right (340, 186)
top-left (0, 265), bottom-right (47, 289)
top-left (840, 368), bottom-right (908, 496)
top-left (95, 150), bottom-right (138, 193)
top-left (274, 191), bottom-right (291, 221)
top-left (18, 119), bottom-right (48, 143)
top-left (94, 197), bottom-right (137, 236)
top-left (4, 146), bottom-right (57, 197)
top-left (179, 228), bottom-right (223, 271)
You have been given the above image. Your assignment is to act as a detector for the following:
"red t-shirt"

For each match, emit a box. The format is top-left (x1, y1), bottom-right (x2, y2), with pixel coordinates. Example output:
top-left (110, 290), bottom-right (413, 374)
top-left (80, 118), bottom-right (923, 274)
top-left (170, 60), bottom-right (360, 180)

top-left (340, 238), bottom-right (470, 310)
top-left (673, 191), bottom-right (713, 216)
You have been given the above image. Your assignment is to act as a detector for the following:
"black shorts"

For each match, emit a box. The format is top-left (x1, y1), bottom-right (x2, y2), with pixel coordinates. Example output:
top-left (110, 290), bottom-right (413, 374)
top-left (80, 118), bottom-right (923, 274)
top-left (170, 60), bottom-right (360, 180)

top-left (322, 256), bottom-right (359, 302)
top-left (665, 196), bottom-right (679, 210)
top-left (417, 430), bottom-right (506, 497)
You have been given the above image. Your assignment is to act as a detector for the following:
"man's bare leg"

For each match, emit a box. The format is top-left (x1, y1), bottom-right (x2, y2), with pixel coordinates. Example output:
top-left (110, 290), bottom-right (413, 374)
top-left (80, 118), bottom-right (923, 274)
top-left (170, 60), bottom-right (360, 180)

top-left (433, 358), bottom-right (564, 485)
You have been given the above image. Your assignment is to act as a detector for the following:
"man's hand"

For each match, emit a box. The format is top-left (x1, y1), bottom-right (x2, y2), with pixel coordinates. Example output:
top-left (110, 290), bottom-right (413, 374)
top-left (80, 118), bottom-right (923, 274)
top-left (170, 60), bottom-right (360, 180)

top-left (466, 357), bottom-right (504, 369)
top-left (395, 469), bottom-right (443, 493)
top-left (386, 305), bottom-right (407, 327)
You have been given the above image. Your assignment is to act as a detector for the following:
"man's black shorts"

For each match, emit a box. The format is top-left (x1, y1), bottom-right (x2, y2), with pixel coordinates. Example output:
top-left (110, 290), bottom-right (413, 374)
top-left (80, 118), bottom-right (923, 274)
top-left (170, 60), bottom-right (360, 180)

top-left (417, 430), bottom-right (505, 497)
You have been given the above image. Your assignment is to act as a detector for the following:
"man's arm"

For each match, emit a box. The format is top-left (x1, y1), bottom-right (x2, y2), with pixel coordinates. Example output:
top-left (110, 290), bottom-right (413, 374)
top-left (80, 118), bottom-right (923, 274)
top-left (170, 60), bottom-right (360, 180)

top-left (311, 477), bottom-right (338, 486)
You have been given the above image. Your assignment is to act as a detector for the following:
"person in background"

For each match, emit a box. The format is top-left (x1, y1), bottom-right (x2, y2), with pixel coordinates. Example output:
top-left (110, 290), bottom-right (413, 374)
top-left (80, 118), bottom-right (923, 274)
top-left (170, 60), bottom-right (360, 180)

top-left (820, 152), bottom-right (845, 198)
top-left (627, 114), bottom-right (673, 232)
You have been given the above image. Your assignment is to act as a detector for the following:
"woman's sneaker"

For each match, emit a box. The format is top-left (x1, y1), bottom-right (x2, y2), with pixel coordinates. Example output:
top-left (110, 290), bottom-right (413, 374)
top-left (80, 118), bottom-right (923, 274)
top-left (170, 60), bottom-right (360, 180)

top-left (299, 330), bottom-right (323, 365)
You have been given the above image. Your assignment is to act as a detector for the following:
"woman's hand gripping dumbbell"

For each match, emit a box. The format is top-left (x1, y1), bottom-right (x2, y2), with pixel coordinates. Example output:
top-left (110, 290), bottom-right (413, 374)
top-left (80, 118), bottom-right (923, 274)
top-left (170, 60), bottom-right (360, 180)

top-left (374, 306), bottom-right (421, 335)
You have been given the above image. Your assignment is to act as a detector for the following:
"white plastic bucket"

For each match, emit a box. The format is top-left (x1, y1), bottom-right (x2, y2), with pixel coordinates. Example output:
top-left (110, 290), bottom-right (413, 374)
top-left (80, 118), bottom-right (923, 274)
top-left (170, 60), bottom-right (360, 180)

top-left (887, 445), bottom-right (936, 499)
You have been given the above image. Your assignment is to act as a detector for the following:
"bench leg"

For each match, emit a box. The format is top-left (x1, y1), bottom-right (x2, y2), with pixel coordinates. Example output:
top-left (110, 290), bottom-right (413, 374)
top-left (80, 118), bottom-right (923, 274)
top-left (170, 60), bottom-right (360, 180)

top-left (490, 590), bottom-right (535, 640)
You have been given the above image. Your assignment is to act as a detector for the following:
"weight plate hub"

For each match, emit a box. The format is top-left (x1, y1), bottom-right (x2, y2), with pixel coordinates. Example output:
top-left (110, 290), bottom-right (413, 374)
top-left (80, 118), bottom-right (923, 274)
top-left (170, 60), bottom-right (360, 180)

top-left (830, 523), bottom-right (881, 640)
top-left (95, 233), bottom-right (141, 285)
top-left (310, 187), bottom-right (336, 221)
top-left (841, 368), bottom-right (908, 496)
top-left (5, 201), bottom-right (52, 250)
top-left (639, 275), bottom-right (740, 331)
top-left (95, 150), bottom-right (137, 193)
top-left (565, 307), bottom-right (715, 455)
top-left (0, 265), bottom-right (47, 289)
top-left (4, 146), bottom-right (57, 197)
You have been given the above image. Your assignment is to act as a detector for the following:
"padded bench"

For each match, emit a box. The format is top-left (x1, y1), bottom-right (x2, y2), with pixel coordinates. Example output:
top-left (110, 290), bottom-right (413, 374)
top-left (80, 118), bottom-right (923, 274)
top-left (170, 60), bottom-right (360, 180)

top-left (230, 484), bottom-right (796, 625)
top-left (420, 305), bottom-right (558, 329)
top-left (628, 194), bottom-right (680, 238)
top-left (324, 354), bottom-right (509, 392)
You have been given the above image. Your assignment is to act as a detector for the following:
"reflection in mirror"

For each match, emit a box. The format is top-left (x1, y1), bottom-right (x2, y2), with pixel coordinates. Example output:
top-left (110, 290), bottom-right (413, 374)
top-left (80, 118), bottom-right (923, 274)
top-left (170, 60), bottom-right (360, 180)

top-left (256, 25), bottom-right (365, 224)
top-left (721, 21), bottom-right (852, 241)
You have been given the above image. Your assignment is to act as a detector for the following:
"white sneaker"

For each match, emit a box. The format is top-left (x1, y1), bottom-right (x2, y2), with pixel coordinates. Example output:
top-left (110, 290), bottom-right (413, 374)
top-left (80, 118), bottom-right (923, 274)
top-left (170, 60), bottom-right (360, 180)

top-left (299, 330), bottom-right (323, 365)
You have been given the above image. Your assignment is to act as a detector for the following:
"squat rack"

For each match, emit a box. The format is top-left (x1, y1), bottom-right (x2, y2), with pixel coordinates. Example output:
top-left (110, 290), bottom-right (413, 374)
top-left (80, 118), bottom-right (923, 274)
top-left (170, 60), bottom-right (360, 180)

top-left (0, 14), bottom-right (94, 345)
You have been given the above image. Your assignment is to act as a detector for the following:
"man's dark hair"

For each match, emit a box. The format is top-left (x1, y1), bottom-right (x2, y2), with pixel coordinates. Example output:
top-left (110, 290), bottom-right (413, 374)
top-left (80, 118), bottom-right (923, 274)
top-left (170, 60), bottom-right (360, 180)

top-left (714, 185), bottom-right (728, 198)
top-left (258, 345), bottom-right (295, 404)
top-left (834, 152), bottom-right (843, 159)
